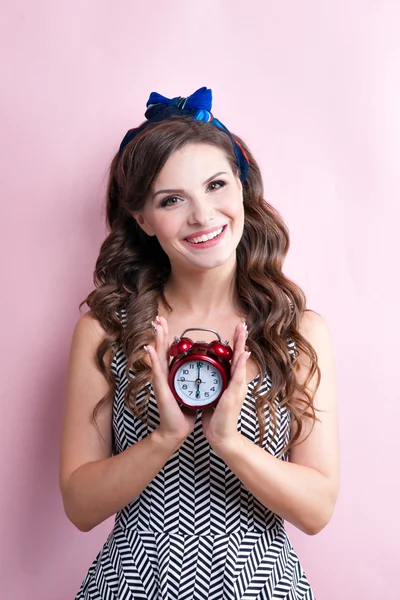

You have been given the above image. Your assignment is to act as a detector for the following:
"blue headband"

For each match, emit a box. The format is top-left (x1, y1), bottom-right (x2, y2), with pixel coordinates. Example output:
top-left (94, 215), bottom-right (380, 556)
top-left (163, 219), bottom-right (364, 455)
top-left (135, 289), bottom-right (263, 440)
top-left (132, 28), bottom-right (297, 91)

top-left (118, 86), bottom-right (249, 183)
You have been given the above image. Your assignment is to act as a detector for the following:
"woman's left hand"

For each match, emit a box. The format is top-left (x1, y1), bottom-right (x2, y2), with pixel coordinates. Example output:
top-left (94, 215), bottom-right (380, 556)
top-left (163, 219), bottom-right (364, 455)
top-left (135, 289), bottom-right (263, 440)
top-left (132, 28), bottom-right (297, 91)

top-left (202, 322), bottom-right (251, 451)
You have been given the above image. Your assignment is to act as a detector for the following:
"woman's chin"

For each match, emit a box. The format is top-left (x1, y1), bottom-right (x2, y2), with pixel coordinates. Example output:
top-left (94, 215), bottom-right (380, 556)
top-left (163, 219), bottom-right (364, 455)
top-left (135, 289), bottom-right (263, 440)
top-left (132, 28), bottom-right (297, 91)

top-left (185, 250), bottom-right (236, 272)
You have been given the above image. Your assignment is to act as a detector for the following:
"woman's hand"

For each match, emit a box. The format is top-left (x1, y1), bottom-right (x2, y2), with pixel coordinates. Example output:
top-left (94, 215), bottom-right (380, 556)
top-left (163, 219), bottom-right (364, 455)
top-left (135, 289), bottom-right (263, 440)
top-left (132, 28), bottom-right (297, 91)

top-left (202, 322), bottom-right (251, 451)
top-left (145, 316), bottom-right (197, 448)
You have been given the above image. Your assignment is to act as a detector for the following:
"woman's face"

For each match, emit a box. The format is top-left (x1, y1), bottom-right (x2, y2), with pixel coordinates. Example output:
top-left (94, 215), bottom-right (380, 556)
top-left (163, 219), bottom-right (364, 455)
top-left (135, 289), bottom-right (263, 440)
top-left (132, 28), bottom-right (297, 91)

top-left (134, 143), bottom-right (244, 273)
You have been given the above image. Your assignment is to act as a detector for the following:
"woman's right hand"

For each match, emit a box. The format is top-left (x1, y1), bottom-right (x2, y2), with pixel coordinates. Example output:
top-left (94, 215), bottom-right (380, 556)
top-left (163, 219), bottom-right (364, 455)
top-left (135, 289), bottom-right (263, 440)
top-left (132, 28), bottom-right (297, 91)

top-left (145, 316), bottom-right (197, 447)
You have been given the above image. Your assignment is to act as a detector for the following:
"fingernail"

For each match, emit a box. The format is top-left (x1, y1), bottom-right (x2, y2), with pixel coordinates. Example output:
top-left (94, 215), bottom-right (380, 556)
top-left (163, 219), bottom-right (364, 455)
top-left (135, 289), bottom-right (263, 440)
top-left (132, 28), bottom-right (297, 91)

top-left (242, 321), bottom-right (247, 330)
top-left (151, 320), bottom-right (157, 336)
top-left (156, 315), bottom-right (161, 323)
top-left (143, 345), bottom-right (148, 352)
top-left (246, 351), bottom-right (251, 359)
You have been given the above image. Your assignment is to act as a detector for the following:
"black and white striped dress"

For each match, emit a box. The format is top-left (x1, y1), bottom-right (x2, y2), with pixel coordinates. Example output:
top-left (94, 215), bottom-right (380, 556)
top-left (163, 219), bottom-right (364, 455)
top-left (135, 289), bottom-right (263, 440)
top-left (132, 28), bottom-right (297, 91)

top-left (75, 341), bottom-right (315, 599)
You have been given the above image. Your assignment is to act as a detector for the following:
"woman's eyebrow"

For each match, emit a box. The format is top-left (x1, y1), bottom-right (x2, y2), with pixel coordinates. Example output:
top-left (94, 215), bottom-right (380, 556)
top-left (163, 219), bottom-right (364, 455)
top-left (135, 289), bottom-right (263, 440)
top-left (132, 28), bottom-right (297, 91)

top-left (152, 171), bottom-right (228, 198)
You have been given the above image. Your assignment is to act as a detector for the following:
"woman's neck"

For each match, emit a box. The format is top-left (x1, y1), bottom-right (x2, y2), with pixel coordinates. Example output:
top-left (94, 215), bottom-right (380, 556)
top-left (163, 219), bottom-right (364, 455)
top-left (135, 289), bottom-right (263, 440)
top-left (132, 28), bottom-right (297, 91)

top-left (163, 260), bottom-right (239, 319)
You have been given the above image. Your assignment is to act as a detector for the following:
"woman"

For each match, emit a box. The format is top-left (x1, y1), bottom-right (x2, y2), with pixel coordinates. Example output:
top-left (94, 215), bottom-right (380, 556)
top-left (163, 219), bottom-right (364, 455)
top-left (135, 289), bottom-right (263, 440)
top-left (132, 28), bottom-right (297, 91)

top-left (60, 87), bottom-right (339, 599)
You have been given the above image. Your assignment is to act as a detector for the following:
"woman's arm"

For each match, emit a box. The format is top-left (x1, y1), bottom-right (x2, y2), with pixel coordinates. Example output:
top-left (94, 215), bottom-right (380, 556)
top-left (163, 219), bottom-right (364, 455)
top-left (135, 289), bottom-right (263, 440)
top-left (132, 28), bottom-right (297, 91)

top-left (207, 311), bottom-right (340, 535)
top-left (59, 313), bottom-right (193, 532)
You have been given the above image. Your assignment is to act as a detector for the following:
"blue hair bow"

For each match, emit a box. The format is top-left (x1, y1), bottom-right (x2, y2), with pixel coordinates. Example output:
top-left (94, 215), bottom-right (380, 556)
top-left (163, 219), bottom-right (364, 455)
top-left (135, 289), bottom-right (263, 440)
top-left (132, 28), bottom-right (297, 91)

top-left (119, 87), bottom-right (249, 183)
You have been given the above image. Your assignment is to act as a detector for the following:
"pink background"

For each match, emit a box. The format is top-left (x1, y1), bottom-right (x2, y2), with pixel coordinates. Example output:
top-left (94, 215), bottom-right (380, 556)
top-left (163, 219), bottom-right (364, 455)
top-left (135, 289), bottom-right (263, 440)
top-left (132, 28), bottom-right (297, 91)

top-left (1, 1), bottom-right (399, 598)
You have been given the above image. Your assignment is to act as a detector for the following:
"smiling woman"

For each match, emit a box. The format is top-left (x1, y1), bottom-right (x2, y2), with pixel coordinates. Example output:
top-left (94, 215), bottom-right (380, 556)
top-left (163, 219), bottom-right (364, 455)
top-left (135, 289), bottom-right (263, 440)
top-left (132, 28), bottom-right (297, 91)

top-left (133, 143), bottom-right (245, 271)
top-left (60, 87), bottom-right (339, 599)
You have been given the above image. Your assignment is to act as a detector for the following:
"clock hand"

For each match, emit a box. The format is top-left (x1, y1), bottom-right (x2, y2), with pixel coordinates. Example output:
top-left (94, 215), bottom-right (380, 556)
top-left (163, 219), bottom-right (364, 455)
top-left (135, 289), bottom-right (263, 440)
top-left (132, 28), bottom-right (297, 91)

top-left (196, 365), bottom-right (201, 398)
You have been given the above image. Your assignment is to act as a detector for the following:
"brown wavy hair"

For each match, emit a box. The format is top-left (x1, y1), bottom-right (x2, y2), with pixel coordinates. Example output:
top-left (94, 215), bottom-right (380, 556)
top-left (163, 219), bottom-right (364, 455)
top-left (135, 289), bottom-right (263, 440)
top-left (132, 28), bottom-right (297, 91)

top-left (81, 115), bottom-right (320, 456)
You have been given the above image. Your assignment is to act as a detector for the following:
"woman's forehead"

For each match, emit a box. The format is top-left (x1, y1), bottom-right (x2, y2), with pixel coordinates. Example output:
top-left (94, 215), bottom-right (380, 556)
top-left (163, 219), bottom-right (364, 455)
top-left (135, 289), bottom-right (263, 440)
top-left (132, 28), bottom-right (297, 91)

top-left (154, 144), bottom-right (232, 187)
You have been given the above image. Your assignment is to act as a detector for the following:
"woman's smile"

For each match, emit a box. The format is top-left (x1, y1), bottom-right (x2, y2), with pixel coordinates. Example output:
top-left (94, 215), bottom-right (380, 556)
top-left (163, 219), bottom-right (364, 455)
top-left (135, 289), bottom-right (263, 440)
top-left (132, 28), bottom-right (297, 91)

top-left (184, 224), bottom-right (227, 248)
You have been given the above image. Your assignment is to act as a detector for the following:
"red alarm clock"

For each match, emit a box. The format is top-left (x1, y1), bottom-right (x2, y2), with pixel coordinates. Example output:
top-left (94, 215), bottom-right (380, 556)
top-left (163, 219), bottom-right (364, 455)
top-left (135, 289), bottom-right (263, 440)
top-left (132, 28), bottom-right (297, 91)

top-left (168, 328), bottom-right (233, 409)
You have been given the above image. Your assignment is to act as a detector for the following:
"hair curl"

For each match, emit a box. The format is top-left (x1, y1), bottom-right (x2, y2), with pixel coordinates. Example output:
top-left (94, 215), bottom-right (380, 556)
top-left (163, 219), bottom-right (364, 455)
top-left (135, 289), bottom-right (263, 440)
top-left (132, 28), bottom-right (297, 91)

top-left (81, 116), bottom-right (320, 456)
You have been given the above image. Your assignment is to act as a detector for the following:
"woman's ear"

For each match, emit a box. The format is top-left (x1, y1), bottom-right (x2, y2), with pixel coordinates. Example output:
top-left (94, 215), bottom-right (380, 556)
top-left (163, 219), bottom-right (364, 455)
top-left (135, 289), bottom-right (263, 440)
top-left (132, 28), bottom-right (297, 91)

top-left (132, 212), bottom-right (156, 237)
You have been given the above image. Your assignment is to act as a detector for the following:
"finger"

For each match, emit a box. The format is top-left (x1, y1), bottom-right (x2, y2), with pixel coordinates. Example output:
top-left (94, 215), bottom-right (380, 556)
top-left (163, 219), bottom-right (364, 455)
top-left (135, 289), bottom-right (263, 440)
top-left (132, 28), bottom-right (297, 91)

top-left (224, 353), bottom-right (250, 410)
top-left (145, 344), bottom-right (171, 402)
top-left (232, 322), bottom-right (242, 347)
top-left (230, 351), bottom-right (251, 390)
top-left (154, 317), bottom-right (171, 376)
top-left (231, 323), bottom-right (247, 372)
top-left (158, 316), bottom-right (170, 365)
top-left (217, 350), bottom-right (250, 414)
top-left (156, 316), bottom-right (170, 371)
top-left (154, 319), bottom-right (165, 370)
top-left (145, 344), bottom-right (162, 381)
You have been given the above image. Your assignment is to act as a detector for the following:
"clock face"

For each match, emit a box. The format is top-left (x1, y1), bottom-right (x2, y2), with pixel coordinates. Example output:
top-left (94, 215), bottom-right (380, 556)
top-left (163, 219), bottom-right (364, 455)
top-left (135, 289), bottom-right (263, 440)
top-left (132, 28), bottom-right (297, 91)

top-left (173, 359), bottom-right (224, 408)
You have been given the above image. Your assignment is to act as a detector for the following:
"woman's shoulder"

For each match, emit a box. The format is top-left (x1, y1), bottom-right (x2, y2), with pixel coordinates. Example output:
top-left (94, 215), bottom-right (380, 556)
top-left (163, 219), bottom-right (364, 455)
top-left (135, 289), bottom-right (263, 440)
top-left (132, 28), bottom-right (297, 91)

top-left (71, 311), bottom-right (114, 371)
top-left (73, 310), bottom-right (108, 341)
top-left (296, 310), bottom-right (333, 365)
top-left (299, 309), bottom-right (330, 339)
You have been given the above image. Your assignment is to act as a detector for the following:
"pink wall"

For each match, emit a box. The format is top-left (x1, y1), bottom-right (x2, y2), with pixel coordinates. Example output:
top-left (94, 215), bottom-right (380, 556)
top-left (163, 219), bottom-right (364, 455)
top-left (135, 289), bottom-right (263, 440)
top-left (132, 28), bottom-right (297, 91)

top-left (1, 1), bottom-right (399, 598)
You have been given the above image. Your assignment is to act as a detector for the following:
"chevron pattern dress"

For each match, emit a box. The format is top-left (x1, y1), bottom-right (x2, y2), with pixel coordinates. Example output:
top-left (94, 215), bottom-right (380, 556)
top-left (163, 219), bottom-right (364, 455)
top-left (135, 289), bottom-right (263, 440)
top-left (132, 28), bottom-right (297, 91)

top-left (75, 341), bottom-right (315, 599)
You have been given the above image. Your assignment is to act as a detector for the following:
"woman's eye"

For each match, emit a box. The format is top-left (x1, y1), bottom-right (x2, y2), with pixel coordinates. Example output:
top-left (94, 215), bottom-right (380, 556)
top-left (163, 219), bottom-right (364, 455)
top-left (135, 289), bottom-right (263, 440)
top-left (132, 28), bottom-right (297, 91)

top-left (208, 180), bottom-right (226, 191)
top-left (161, 196), bottom-right (182, 207)
top-left (160, 181), bottom-right (225, 206)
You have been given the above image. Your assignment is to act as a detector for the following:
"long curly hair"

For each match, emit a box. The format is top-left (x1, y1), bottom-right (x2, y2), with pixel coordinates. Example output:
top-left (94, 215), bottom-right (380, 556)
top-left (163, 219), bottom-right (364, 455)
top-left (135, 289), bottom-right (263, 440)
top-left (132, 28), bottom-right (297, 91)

top-left (81, 115), bottom-right (320, 456)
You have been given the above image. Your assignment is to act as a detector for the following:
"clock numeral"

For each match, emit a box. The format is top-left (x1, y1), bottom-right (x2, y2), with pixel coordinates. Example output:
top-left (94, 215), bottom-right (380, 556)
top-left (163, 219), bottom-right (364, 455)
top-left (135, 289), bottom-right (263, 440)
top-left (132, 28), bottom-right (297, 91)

top-left (182, 384), bottom-right (188, 390)
top-left (213, 379), bottom-right (218, 384)
top-left (210, 387), bottom-right (216, 392)
top-left (188, 390), bottom-right (193, 395)
top-left (189, 364), bottom-right (194, 369)
top-left (211, 371), bottom-right (216, 376)
top-left (205, 392), bottom-right (210, 397)
top-left (179, 377), bottom-right (185, 381)
top-left (197, 362), bottom-right (204, 368)
top-left (183, 369), bottom-right (189, 375)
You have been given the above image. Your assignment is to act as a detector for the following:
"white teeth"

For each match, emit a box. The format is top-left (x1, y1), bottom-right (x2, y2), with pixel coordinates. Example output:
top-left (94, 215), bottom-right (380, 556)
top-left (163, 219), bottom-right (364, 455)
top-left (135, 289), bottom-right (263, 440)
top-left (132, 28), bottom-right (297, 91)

top-left (187, 227), bottom-right (224, 244)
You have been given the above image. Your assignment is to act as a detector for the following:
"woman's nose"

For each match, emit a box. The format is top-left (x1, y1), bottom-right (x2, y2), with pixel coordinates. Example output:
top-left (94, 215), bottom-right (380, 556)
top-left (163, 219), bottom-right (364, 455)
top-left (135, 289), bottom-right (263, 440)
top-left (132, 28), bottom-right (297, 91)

top-left (187, 197), bottom-right (214, 226)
